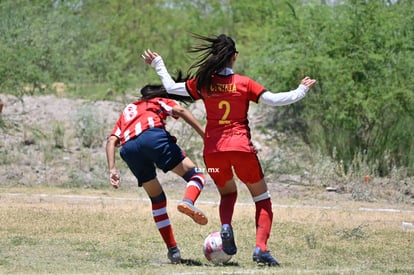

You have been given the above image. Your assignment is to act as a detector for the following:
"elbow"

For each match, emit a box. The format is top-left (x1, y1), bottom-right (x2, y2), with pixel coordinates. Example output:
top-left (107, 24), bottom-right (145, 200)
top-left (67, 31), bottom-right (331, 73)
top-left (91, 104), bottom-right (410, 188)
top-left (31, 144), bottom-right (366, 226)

top-left (107, 135), bottom-right (120, 147)
top-left (172, 106), bottom-right (186, 117)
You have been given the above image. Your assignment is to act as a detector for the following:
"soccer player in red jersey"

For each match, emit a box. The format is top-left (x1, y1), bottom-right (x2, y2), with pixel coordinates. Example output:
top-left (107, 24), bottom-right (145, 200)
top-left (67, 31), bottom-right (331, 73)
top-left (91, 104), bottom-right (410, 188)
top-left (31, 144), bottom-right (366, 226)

top-left (106, 82), bottom-right (208, 264)
top-left (142, 34), bottom-right (316, 266)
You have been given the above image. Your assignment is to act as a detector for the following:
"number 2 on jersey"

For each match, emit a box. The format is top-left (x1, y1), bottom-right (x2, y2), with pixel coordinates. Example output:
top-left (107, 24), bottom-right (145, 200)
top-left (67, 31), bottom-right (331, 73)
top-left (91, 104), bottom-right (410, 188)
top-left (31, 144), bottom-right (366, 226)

top-left (218, 100), bottom-right (231, 125)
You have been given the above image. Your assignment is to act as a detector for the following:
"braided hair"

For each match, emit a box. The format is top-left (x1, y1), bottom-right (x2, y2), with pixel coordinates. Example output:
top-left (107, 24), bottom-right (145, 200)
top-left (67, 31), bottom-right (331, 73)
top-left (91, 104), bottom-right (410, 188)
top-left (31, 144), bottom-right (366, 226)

top-left (140, 71), bottom-right (193, 105)
top-left (187, 33), bottom-right (237, 94)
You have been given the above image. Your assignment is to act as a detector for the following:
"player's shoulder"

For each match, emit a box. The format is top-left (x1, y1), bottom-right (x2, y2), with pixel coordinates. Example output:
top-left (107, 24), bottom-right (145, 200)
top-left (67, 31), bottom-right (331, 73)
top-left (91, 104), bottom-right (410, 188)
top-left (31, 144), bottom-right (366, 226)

top-left (143, 97), bottom-right (174, 104)
top-left (233, 73), bottom-right (253, 81)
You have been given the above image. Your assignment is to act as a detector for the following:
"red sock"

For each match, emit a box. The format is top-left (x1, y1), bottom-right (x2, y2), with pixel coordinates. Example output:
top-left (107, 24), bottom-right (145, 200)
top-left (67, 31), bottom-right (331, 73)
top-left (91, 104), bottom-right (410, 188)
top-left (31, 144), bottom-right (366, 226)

top-left (219, 192), bottom-right (237, 225)
top-left (255, 198), bottom-right (273, 251)
top-left (151, 193), bottom-right (176, 248)
top-left (183, 173), bottom-right (205, 203)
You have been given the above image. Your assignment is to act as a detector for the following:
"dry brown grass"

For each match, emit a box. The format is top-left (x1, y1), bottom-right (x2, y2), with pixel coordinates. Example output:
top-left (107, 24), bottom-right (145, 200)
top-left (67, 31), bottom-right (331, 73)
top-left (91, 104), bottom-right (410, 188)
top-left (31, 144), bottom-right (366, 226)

top-left (1, 186), bottom-right (413, 274)
top-left (1, 94), bottom-right (413, 274)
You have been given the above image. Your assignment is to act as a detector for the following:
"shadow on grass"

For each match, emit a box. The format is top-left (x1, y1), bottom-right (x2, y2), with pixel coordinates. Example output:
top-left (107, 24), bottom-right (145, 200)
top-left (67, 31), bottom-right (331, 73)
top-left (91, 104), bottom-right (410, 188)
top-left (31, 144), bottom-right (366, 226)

top-left (181, 259), bottom-right (239, 267)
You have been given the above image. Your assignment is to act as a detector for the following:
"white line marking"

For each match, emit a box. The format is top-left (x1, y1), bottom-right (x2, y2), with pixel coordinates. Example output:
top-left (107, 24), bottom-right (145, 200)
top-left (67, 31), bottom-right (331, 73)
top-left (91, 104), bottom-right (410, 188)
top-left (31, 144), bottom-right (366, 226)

top-left (1, 192), bottom-right (414, 214)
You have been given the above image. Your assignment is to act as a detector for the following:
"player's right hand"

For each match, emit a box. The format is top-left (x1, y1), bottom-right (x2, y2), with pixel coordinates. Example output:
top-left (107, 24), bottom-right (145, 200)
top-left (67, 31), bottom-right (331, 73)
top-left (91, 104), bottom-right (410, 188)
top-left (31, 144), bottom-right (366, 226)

top-left (301, 76), bottom-right (317, 88)
top-left (109, 171), bottom-right (120, 189)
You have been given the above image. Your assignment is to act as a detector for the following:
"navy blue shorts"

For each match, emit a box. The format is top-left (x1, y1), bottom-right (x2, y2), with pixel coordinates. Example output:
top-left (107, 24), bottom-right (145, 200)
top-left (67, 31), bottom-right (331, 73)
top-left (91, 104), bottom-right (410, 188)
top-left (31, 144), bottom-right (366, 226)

top-left (120, 128), bottom-right (186, 186)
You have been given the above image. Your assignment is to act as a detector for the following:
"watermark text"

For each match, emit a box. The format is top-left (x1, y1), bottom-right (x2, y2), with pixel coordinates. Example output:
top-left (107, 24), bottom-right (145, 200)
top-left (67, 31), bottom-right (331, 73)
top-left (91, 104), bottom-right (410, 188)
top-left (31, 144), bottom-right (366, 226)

top-left (195, 167), bottom-right (220, 173)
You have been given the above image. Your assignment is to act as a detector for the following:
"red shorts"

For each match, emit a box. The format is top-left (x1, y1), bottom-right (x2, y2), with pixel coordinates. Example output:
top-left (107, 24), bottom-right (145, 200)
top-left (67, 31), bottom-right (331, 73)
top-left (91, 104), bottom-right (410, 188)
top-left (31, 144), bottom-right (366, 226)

top-left (203, 151), bottom-right (264, 187)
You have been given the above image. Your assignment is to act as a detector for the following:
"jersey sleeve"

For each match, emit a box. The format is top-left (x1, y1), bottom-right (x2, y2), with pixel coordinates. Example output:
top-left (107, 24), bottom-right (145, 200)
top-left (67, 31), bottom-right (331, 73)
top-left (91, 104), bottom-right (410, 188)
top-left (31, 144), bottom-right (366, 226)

top-left (158, 98), bottom-right (180, 119)
top-left (247, 78), bottom-right (267, 103)
top-left (185, 79), bottom-right (202, 100)
top-left (110, 119), bottom-right (122, 139)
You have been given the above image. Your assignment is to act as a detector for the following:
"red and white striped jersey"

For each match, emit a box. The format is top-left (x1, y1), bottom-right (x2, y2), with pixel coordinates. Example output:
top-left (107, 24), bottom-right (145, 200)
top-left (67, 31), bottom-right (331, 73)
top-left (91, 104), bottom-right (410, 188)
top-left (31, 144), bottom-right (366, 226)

top-left (110, 97), bottom-right (179, 145)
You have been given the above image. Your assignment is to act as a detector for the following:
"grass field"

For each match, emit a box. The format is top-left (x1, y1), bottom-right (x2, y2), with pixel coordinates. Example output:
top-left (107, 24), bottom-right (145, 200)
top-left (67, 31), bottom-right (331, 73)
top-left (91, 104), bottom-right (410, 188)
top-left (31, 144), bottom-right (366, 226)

top-left (0, 185), bottom-right (413, 275)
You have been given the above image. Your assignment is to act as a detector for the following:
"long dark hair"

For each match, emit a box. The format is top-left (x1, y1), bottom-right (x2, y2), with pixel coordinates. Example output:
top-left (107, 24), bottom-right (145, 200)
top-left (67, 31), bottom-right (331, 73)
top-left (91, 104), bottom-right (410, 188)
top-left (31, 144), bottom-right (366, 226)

top-left (140, 71), bottom-right (193, 105)
top-left (187, 33), bottom-right (237, 93)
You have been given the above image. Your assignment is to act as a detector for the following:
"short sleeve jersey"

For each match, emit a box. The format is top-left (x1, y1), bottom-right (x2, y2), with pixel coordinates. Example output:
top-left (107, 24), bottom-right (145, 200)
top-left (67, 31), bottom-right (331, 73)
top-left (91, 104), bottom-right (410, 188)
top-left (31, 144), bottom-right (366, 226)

top-left (186, 74), bottom-right (266, 154)
top-left (110, 97), bottom-right (179, 145)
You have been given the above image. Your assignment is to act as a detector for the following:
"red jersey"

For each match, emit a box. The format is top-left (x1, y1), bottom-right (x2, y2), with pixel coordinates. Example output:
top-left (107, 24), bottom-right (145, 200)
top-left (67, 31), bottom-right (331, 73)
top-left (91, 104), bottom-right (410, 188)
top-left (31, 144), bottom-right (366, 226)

top-left (186, 74), bottom-right (266, 154)
top-left (110, 97), bottom-right (179, 145)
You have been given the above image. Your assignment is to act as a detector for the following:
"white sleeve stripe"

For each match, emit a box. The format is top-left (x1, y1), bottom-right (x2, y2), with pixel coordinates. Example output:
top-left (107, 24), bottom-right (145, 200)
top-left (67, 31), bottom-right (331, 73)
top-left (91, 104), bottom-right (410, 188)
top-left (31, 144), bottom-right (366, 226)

top-left (135, 122), bottom-right (142, 136)
top-left (148, 117), bottom-right (154, 128)
top-left (124, 129), bottom-right (130, 142)
top-left (115, 128), bottom-right (121, 137)
top-left (158, 100), bottom-right (174, 115)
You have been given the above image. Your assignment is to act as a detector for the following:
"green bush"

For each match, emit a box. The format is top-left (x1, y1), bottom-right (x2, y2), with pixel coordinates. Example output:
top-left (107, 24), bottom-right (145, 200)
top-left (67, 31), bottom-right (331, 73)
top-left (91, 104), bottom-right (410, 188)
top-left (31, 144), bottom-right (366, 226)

top-left (1, 0), bottom-right (413, 176)
top-left (249, 0), bottom-right (414, 176)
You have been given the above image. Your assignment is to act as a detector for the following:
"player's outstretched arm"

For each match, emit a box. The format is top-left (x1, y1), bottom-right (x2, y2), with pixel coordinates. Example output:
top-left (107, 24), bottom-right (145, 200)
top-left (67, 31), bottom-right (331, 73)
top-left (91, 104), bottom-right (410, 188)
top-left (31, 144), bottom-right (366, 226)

top-left (259, 77), bottom-right (317, 106)
top-left (142, 49), bottom-right (188, 96)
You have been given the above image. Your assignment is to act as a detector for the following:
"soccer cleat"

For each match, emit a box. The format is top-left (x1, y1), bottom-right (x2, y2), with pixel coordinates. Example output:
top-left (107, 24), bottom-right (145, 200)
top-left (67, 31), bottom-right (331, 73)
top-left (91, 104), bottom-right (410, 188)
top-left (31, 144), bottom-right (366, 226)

top-left (220, 224), bottom-right (237, 255)
top-left (177, 200), bottom-right (208, 225)
top-left (252, 247), bottom-right (280, 267)
top-left (167, 246), bottom-right (181, 264)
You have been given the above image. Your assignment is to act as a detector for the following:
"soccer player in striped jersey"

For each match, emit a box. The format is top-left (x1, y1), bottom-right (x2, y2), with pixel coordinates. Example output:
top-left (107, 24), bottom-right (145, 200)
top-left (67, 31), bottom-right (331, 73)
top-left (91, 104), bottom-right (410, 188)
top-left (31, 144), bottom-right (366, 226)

top-left (106, 81), bottom-right (208, 264)
top-left (142, 34), bottom-right (316, 266)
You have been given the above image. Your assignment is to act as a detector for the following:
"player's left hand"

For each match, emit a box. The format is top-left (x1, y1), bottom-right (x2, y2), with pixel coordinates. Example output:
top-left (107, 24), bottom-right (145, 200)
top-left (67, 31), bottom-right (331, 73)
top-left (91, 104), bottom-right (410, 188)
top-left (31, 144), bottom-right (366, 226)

top-left (142, 49), bottom-right (159, 64)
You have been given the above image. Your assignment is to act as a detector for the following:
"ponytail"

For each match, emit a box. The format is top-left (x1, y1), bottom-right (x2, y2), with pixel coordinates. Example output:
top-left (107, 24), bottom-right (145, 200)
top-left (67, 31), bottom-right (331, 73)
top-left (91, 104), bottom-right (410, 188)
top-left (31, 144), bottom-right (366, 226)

top-left (187, 33), bottom-right (237, 94)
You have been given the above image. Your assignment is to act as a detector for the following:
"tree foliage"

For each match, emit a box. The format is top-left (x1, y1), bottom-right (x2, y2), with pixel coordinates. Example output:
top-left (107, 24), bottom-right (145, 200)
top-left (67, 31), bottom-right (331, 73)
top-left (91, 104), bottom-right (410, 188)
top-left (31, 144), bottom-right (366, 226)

top-left (0, 0), bottom-right (413, 175)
